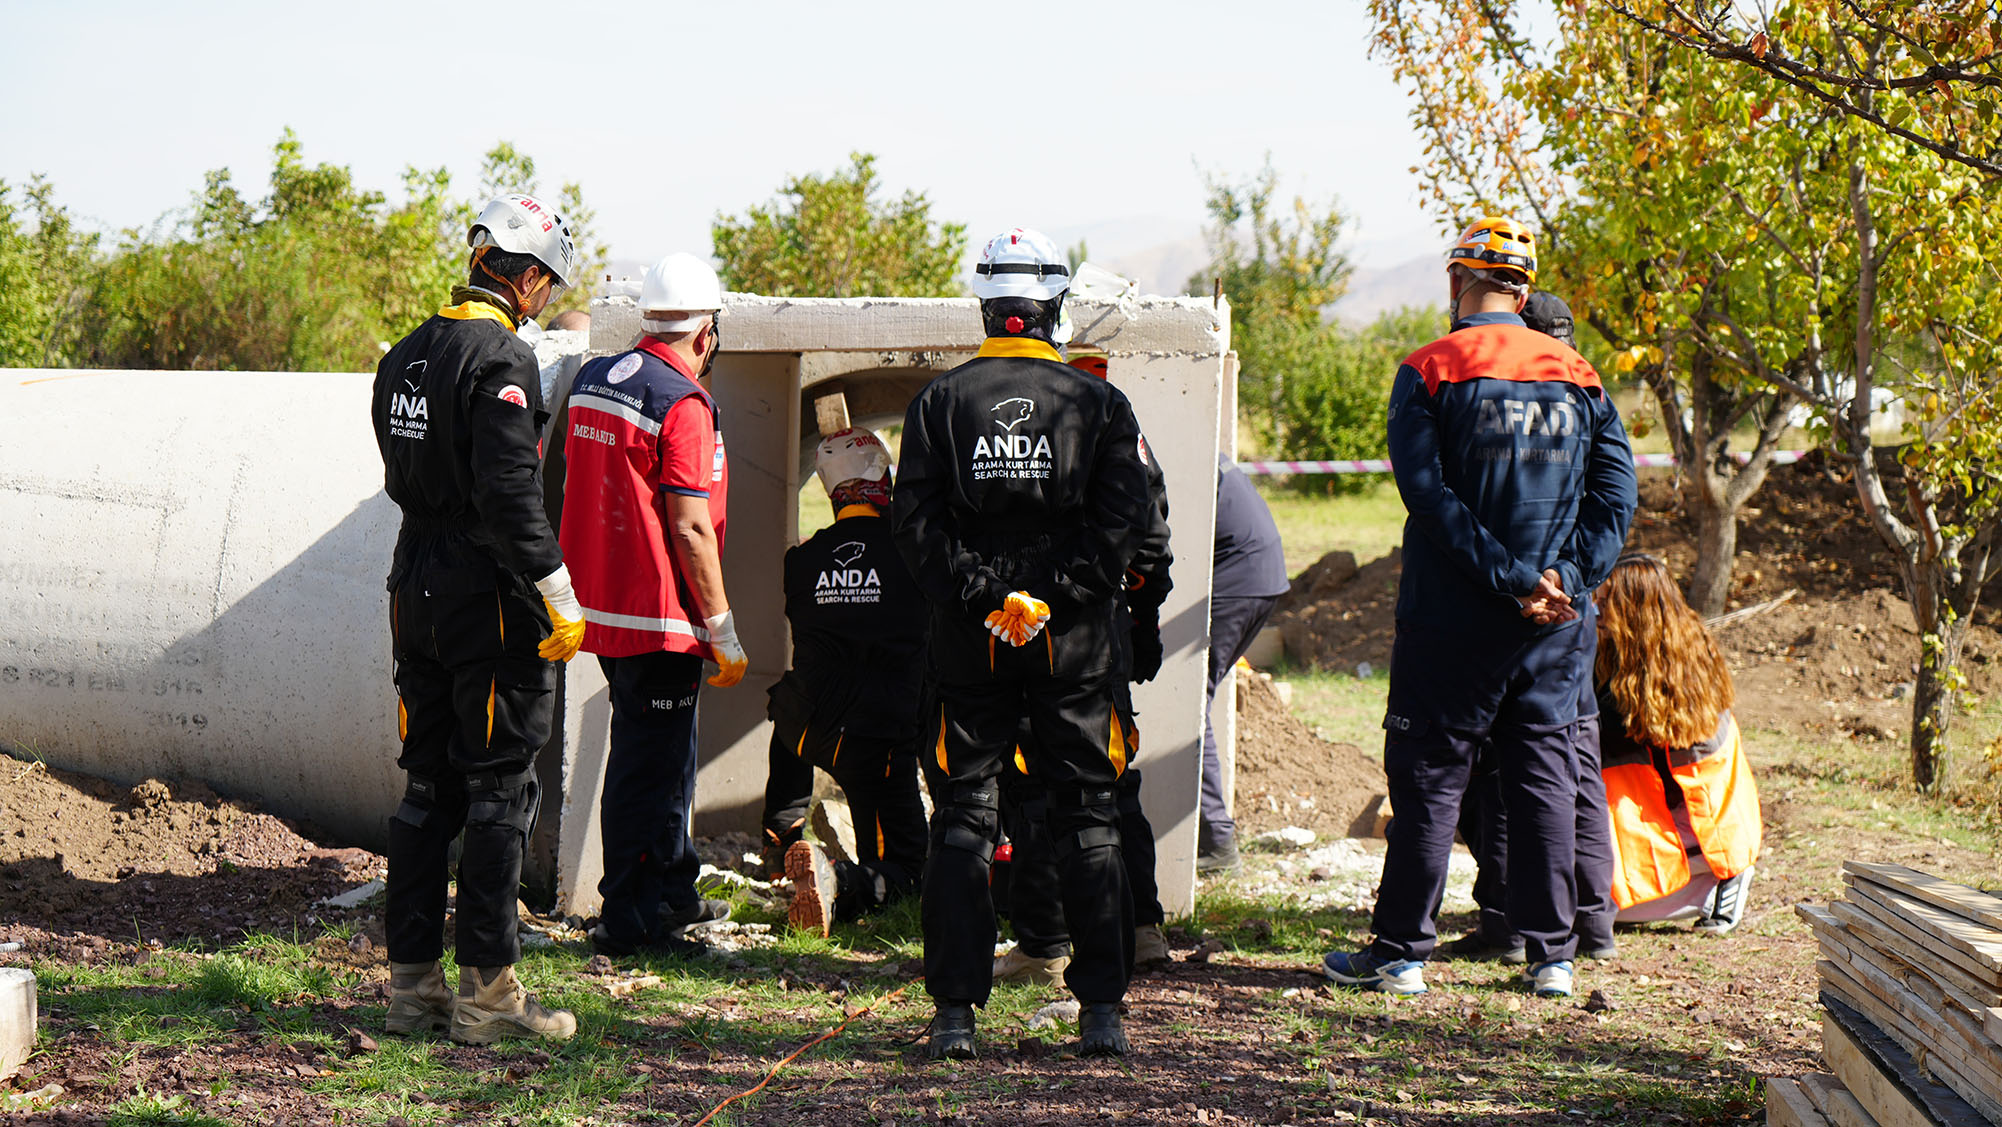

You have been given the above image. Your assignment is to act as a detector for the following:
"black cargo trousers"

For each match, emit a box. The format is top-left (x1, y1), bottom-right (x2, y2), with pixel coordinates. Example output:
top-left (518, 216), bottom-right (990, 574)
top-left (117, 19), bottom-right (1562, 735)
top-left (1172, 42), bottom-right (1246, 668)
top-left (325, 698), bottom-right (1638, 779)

top-left (1000, 686), bottom-right (1164, 960)
top-left (923, 598), bottom-right (1135, 1006)
top-left (762, 715), bottom-right (928, 917)
top-left (385, 533), bottom-right (553, 969)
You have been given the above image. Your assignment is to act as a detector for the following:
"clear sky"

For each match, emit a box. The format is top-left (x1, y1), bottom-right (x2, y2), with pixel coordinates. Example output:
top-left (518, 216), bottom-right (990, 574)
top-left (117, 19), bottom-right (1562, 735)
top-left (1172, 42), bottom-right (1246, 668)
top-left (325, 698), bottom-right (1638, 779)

top-left (3, 0), bottom-right (1442, 280)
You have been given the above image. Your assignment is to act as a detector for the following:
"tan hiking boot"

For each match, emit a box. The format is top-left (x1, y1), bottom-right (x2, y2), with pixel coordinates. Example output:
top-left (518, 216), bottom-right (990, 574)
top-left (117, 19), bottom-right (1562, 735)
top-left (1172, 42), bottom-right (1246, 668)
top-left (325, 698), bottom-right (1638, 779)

top-left (451, 965), bottom-right (577, 1045)
top-left (1134, 923), bottom-right (1171, 967)
top-left (384, 961), bottom-right (454, 1035)
top-left (992, 946), bottom-right (1070, 985)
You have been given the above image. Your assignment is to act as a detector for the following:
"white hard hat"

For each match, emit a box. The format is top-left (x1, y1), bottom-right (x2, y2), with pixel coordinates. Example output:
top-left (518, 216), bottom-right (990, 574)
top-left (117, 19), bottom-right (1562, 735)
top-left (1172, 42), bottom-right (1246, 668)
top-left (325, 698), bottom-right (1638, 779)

top-left (971, 227), bottom-right (1070, 301)
top-left (814, 428), bottom-right (891, 493)
top-left (640, 253), bottom-right (725, 332)
top-left (469, 194), bottom-right (578, 290)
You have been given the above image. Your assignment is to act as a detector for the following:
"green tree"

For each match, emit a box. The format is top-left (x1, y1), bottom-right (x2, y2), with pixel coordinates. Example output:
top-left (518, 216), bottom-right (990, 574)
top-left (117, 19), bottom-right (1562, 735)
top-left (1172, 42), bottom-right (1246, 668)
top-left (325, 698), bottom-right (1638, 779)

top-left (1189, 162), bottom-right (1371, 487)
top-left (0, 176), bottom-right (98, 367)
top-left (1270, 307), bottom-right (1441, 490)
top-left (61, 132), bottom-right (600, 372)
top-left (711, 153), bottom-right (966, 297)
top-left (1370, 0), bottom-right (2002, 790)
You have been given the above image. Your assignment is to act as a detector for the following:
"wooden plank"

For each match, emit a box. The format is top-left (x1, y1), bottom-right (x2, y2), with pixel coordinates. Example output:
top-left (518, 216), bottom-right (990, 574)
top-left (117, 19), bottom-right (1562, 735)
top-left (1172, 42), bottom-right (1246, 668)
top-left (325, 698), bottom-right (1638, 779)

top-left (1798, 1073), bottom-right (1883, 1127)
top-left (1823, 994), bottom-right (1992, 1127)
top-left (1990, 1007), bottom-right (2002, 1045)
top-left (1814, 951), bottom-right (2002, 1114)
top-left (1816, 916), bottom-right (1998, 1028)
top-left (812, 389), bottom-right (851, 437)
top-left (1844, 878), bottom-right (2002, 978)
top-left (1819, 975), bottom-right (1994, 1127)
top-left (1769, 1077), bottom-right (1834, 1127)
top-left (1832, 896), bottom-right (2002, 997)
top-left (1822, 902), bottom-right (2002, 1011)
top-left (1847, 862), bottom-right (2002, 932)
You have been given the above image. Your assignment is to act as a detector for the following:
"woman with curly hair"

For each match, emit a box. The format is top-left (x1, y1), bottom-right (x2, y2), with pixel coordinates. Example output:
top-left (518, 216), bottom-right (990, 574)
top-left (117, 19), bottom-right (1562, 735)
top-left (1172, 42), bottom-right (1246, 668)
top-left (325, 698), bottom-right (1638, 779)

top-left (1595, 554), bottom-right (1762, 933)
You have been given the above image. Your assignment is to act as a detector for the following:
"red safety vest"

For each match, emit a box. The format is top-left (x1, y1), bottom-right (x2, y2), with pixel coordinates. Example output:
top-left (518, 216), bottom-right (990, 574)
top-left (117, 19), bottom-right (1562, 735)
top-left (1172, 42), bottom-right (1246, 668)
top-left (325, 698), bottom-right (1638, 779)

top-left (559, 337), bottom-right (728, 659)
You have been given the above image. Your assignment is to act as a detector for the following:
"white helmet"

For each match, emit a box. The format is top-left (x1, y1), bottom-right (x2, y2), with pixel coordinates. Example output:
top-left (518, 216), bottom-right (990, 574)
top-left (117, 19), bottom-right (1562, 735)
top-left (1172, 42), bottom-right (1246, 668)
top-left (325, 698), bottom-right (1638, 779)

top-left (971, 227), bottom-right (1070, 301)
top-left (640, 253), bottom-right (724, 333)
top-left (469, 194), bottom-right (578, 290)
top-left (814, 428), bottom-right (891, 493)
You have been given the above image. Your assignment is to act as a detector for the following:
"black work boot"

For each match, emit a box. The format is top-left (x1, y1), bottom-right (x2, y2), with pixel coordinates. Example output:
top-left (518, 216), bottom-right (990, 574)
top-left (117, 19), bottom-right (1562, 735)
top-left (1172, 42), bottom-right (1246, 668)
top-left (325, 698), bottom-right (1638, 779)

top-left (926, 1002), bottom-right (978, 1060)
top-left (1078, 1002), bottom-right (1129, 1057)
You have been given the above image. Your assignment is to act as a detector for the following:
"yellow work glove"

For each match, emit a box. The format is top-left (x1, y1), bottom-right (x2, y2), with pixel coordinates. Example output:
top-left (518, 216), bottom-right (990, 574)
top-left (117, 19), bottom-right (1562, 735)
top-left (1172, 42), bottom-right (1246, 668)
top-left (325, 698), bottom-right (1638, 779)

top-left (984, 591), bottom-right (1051, 648)
top-left (705, 610), bottom-right (749, 687)
top-left (534, 564), bottom-right (586, 662)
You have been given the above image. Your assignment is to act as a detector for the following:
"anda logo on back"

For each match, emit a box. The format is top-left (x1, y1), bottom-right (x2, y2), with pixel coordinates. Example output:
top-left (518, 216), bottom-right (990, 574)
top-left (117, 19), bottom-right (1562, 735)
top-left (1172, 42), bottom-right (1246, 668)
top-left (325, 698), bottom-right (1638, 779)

top-left (972, 398), bottom-right (1053, 480)
top-left (989, 398), bottom-right (1036, 431)
top-left (816, 540), bottom-right (881, 604)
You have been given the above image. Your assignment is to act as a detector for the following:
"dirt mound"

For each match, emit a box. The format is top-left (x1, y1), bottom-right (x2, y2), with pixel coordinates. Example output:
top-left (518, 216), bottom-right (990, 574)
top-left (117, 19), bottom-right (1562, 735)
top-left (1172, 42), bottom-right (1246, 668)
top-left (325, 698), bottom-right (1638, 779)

top-left (1268, 452), bottom-right (2002, 738)
top-left (0, 753), bottom-right (380, 949)
top-left (1231, 670), bottom-right (1384, 839)
top-left (1272, 548), bottom-right (1401, 674)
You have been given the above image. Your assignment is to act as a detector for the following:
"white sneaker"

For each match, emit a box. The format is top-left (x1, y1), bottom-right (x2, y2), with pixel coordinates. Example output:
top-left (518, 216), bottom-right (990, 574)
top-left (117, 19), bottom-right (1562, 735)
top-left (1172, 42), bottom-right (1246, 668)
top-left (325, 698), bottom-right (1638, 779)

top-left (1525, 960), bottom-right (1574, 998)
top-left (1322, 950), bottom-right (1427, 995)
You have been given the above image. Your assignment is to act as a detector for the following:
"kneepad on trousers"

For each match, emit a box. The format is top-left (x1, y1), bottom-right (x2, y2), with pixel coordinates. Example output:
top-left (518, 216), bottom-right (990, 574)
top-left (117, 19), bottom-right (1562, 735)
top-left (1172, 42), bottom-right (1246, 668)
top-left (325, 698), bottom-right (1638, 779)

top-left (456, 768), bottom-right (540, 969)
top-left (1045, 784), bottom-right (1134, 1002)
top-left (386, 772), bottom-right (470, 965)
top-left (921, 781), bottom-right (1002, 1004)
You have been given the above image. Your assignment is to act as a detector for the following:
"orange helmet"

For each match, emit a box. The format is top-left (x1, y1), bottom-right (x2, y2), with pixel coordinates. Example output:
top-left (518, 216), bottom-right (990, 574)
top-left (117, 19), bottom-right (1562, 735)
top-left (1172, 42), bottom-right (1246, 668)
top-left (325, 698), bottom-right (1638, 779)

top-left (1448, 216), bottom-right (1537, 285)
top-left (1068, 355), bottom-right (1109, 379)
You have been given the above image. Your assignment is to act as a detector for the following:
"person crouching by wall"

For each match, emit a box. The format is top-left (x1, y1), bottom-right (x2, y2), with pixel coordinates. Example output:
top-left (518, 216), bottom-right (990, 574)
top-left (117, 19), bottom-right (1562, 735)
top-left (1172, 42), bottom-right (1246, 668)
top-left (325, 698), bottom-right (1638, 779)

top-left (1594, 553), bottom-right (1761, 933)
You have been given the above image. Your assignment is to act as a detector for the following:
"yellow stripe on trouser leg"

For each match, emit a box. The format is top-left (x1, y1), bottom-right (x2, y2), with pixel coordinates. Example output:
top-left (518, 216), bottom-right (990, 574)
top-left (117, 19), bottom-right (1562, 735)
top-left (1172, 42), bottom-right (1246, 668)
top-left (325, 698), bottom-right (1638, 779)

top-left (934, 707), bottom-right (949, 774)
top-left (486, 679), bottom-right (496, 745)
top-left (1108, 712), bottom-right (1127, 776)
top-left (1013, 747), bottom-right (1028, 776)
top-left (875, 815), bottom-right (885, 857)
top-left (397, 698), bottom-right (408, 742)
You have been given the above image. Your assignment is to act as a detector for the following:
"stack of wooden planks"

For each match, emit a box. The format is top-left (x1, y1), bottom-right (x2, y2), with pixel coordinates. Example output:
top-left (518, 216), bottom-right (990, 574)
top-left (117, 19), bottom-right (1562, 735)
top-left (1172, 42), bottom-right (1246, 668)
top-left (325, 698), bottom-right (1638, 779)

top-left (1776, 861), bottom-right (2002, 1126)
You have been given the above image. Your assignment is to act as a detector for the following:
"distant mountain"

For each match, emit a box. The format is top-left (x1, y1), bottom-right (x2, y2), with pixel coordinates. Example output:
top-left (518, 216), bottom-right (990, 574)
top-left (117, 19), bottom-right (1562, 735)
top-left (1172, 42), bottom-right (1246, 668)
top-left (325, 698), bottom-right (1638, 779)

top-left (1330, 254), bottom-right (1441, 327)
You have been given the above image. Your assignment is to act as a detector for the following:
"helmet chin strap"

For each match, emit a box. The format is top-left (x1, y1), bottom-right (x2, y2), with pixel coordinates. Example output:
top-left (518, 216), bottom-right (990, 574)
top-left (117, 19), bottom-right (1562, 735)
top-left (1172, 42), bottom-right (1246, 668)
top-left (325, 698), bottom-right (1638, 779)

top-left (470, 245), bottom-right (547, 320)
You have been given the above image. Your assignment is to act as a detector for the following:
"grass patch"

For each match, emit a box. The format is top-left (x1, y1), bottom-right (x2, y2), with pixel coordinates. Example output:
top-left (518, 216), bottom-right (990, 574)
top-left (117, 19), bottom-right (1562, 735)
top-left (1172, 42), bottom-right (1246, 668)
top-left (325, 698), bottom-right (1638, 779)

top-left (105, 1086), bottom-right (231, 1127)
top-left (1266, 661), bottom-right (1390, 752)
top-left (1259, 478), bottom-right (1405, 575)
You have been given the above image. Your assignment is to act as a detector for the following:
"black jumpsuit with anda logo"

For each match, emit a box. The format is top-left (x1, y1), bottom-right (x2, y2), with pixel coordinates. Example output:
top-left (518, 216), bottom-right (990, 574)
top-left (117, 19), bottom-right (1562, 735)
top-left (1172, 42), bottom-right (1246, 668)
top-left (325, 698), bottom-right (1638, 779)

top-left (369, 288), bottom-right (562, 971)
top-left (893, 337), bottom-right (1156, 1007)
top-left (761, 506), bottom-right (930, 916)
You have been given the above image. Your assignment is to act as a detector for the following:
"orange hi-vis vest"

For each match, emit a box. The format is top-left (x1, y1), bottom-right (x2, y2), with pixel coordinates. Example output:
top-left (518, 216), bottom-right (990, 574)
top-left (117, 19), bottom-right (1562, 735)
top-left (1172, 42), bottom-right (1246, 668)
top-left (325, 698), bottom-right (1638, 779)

top-left (1599, 706), bottom-right (1762, 909)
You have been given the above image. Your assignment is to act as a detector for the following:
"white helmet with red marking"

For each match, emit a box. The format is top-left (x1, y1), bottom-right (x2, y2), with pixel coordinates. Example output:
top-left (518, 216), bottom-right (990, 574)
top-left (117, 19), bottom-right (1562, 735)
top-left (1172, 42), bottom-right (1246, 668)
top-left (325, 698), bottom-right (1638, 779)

top-left (468, 194), bottom-right (578, 290)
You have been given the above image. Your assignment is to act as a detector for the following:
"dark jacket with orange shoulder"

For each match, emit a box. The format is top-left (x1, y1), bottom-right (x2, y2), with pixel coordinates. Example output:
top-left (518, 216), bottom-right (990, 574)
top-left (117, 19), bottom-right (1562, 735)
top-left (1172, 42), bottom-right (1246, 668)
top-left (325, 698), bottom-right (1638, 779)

top-left (1386, 311), bottom-right (1637, 639)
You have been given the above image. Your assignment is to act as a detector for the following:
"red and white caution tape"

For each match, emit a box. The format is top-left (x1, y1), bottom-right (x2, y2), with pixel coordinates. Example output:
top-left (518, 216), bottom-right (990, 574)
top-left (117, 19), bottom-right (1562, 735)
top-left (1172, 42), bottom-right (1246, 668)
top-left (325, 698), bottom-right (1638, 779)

top-left (1237, 449), bottom-right (1808, 476)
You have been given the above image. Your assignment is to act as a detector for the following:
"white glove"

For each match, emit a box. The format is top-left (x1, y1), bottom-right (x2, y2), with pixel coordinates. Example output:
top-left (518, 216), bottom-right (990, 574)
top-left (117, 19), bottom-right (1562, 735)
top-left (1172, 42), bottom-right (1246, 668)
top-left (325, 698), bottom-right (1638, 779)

top-left (705, 610), bottom-right (749, 687)
top-left (533, 564), bottom-right (586, 662)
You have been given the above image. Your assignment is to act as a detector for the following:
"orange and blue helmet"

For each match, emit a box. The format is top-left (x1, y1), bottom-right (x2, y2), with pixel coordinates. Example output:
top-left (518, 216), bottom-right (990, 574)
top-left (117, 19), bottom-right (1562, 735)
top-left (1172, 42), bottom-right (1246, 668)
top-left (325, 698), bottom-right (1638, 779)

top-left (1448, 216), bottom-right (1537, 285)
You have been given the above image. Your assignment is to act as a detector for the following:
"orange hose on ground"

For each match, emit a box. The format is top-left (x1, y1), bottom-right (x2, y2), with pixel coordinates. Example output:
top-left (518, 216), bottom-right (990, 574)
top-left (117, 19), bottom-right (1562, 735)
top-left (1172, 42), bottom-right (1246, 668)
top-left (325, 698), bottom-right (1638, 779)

top-left (691, 983), bottom-right (913, 1127)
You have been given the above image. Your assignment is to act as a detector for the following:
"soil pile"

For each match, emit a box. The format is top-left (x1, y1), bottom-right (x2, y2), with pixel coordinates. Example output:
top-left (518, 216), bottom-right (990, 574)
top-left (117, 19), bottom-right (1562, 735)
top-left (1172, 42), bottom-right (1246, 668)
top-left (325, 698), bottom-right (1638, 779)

top-left (1268, 451), bottom-right (2002, 736)
top-left (0, 755), bottom-right (379, 948)
top-left (1230, 670), bottom-right (1384, 839)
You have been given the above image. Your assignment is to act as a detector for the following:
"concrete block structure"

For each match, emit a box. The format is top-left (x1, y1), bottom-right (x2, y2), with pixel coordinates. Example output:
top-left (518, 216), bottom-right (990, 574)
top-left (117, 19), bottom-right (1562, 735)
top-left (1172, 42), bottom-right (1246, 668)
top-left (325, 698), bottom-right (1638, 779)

top-left (0, 967), bottom-right (33, 1080)
top-left (0, 290), bottom-right (1232, 920)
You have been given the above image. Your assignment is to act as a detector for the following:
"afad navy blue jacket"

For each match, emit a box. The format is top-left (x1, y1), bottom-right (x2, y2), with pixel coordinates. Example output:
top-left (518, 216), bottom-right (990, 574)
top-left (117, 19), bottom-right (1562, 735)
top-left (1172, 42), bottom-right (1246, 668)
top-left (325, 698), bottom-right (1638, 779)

top-left (1386, 311), bottom-right (1637, 639)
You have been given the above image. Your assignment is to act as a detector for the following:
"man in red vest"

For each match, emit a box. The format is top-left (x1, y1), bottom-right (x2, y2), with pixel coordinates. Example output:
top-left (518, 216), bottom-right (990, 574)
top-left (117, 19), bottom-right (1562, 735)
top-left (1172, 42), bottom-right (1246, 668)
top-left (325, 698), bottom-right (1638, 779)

top-left (559, 253), bottom-right (748, 958)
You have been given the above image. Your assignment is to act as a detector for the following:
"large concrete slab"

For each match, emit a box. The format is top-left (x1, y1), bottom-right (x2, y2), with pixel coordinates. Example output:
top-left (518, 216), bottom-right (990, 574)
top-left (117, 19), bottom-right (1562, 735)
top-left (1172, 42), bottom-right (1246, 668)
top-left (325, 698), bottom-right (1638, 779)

top-left (0, 967), bottom-right (34, 1080)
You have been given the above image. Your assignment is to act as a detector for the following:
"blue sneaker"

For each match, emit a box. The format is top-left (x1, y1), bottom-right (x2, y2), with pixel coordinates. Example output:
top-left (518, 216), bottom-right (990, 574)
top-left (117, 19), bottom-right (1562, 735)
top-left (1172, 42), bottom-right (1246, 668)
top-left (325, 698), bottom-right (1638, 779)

top-left (1322, 949), bottom-right (1427, 995)
top-left (1525, 960), bottom-right (1574, 998)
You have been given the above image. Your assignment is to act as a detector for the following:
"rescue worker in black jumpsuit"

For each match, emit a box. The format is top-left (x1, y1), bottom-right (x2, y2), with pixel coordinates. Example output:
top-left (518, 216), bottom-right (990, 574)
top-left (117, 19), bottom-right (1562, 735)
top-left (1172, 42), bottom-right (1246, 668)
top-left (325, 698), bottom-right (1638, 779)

top-left (894, 227), bottom-right (1155, 1059)
top-left (370, 194), bottom-right (585, 1044)
top-left (761, 428), bottom-right (931, 934)
top-left (996, 352), bottom-right (1173, 982)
